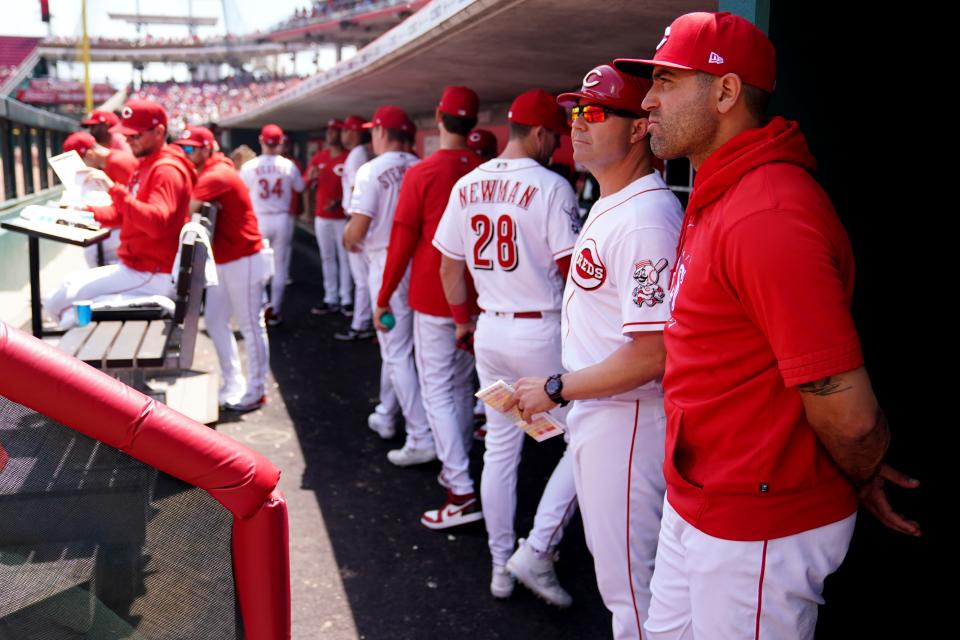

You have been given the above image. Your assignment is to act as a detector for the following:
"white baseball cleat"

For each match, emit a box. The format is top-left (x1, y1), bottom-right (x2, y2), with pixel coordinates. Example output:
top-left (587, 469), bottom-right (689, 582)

top-left (367, 412), bottom-right (396, 440)
top-left (490, 565), bottom-right (516, 599)
top-left (386, 444), bottom-right (437, 466)
top-left (505, 539), bottom-right (572, 608)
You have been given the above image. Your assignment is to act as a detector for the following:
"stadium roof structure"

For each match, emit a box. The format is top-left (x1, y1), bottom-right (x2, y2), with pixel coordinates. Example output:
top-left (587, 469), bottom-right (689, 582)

top-left (107, 13), bottom-right (219, 27)
top-left (220, 0), bottom-right (716, 130)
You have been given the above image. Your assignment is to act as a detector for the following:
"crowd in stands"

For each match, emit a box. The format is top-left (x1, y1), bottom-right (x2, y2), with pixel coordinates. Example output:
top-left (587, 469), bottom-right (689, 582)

top-left (130, 76), bottom-right (303, 126)
top-left (42, 33), bottom-right (256, 50)
top-left (273, 0), bottom-right (406, 30)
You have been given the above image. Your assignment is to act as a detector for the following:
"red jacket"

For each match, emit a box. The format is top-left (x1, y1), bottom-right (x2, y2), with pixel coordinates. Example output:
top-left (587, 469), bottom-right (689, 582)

top-left (92, 144), bottom-right (197, 274)
top-left (377, 149), bottom-right (480, 316)
top-left (663, 117), bottom-right (862, 541)
top-left (306, 148), bottom-right (346, 219)
top-left (193, 152), bottom-right (263, 265)
top-left (104, 150), bottom-right (138, 186)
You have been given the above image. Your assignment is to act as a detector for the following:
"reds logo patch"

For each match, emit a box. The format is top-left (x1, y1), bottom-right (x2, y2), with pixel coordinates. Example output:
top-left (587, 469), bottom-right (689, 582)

top-left (632, 258), bottom-right (668, 307)
top-left (571, 239), bottom-right (606, 290)
top-left (121, 106), bottom-right (133, 119)
top-left (333, 163), bottom-right (345, 177)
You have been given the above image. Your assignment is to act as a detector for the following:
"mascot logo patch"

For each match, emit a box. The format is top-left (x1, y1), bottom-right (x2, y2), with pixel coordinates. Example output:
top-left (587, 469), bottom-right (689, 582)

top-left (571, 239), bottom-right (606, 290)
top-left (632, 258), bottom-right (668, 307)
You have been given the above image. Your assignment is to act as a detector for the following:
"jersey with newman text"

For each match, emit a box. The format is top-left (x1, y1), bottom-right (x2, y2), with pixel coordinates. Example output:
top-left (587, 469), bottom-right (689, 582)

top-left (433, 157), bottom-right (580, 313)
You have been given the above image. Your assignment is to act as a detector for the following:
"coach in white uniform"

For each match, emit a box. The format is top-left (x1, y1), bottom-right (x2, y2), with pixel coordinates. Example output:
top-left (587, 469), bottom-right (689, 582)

top-left (240, 124), bottom-right (304, 325)
top-left (510, 66), bottom-right (683, 639)
top-left (435, 89), bottom-right (582, 604)
top-left (343, 105), bottom-right (434, 458)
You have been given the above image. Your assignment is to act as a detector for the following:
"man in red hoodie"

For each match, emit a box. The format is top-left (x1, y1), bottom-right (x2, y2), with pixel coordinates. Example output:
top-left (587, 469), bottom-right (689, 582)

top-left (176, 126), bottom-right (270, 413)
top-left (44, 99), bottom-right (197, 329)
top-left (614, 11), bottom-right (921, 638)
top-left (62, 131), bottom-right (138, 267)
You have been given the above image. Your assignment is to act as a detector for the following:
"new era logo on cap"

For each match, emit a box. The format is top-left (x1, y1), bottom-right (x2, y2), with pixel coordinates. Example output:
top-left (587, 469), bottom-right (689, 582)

top-left (613, 12), bottom-right (776, 93)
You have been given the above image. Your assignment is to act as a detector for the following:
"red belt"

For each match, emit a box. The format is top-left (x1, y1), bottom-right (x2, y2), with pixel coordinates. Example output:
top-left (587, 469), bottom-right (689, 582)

top-left (483, 310), bottom-right (543, 319)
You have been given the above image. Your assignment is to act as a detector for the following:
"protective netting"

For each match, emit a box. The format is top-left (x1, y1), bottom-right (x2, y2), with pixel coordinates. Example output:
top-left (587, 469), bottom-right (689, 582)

top-left (0, 395), bottom-right (241, 640)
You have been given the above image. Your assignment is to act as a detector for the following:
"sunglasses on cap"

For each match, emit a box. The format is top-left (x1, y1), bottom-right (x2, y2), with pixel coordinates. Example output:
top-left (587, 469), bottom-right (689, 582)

top-left (570, 104), bottom-right (640, 123)
top-left (177, 144), bottom-right (198, 154)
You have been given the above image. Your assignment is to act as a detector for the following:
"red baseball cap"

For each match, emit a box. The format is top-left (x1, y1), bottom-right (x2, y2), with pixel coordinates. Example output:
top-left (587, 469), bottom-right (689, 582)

top-left (438, 86), bottom-right (479, 119)
top-left (343, 115), bottom-right (366, 132)
top-left (363, 105), bottom-right (415, 134)
top-left (112, 99), bottom-right (167, 136)
top-left (63, 131), bottom-right (97, 156)
top-left (557, 64), bottom-right (651, 115)
top-left (467, 129), bottom-right (498, 155)
top-left (508, 89), bottom-right (568, 135)
top-left (614, 12), bottom-right (776, 93)
top-left (260, 124), bottom-right (284, 145)
top-left (327, 118), bottom-right (344, 130)
top-left (80, 110), bottom-right (119, 127)
top-left (173, 126), bottom-right (215, 149)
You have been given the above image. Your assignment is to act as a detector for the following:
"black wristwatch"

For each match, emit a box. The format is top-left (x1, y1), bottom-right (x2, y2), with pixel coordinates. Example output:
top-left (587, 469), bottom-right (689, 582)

top-left (544, 374), bottom-right (569, 407)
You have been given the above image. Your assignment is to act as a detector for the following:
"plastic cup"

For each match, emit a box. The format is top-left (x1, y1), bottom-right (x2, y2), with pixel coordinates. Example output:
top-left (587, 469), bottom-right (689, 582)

top-left (74, 300), bottom-right (93, 327)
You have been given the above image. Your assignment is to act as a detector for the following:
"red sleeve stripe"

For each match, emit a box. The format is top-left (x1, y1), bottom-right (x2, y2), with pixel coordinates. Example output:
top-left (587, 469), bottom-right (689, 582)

top-left (623, 321), bottom-right (666, 328)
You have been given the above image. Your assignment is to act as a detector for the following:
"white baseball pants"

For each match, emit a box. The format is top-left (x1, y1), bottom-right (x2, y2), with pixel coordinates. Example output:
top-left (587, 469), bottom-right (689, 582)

top-left (43, 263), bottom-right (174, 329)
top-left (83, 228), bottom-right (121, 267)
top-left (257, 212), bottom-right (294, 314)
top-left (205, 251), bottom-right (271, 406)
top-left (645, 501), bottom-right (856, 640)
top-left (474, 311), bottom-right (577, 567)
top-left (314, 217), bottom-right (353, 306)
top-left (347, 240), bottom-right (372, 331)
top-left (567, 396), bottom-right (666, 640)
top-left (365, 249), bottom-right (432, 450)
top-left (413, 311), bottom-right (475, 495)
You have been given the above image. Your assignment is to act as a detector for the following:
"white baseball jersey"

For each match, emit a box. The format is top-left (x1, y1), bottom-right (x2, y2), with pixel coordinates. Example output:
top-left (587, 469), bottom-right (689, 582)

top-left (239, 155), bottom-right (305, 215)
top-left (562, 171), bottom-right (683, 399)
top-left (341, 144), bottom-right (371, 211)
top-left (349, 150), bottom-right (419, 252)
top-left (433, 157), bottom-right (581, 312)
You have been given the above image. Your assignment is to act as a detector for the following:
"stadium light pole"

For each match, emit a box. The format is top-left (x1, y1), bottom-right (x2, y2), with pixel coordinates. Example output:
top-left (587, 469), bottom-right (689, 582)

top-left (81, 0), bottom-right (93, 113)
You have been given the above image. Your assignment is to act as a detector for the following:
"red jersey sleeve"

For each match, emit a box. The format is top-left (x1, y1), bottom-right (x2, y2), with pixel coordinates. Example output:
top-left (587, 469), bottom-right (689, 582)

top-left (723, 208), bottom-right (863, 387)
top-left (192, 166), bottom-right (231, 202)
top-left (377, 172), bottom-right (424, 308)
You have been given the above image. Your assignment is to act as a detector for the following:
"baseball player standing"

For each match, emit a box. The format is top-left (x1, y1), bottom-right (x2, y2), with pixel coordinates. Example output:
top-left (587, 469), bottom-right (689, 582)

top-left (434, 89), bottom-right (582, 603)
top-left (373, 86), bottom-right (482, 521)
top-left (510, 66), bottom-right (683, 638)
top-left (612, 12), bottom-right (921, 638)
top-left (176, 126), bottom-right (270, 411)
top-left (62, 131), bottom-right (137, 267)
top-left (45, 100), bottom-right (197, 328)
top-left (343, 106), bottom-right (434, 461)
top-left (239, 124), bottom-right (305, 326)
top-left (306, 119), bottom-right (353, 316)
top-left (335, 115), bottom-right (377, 341)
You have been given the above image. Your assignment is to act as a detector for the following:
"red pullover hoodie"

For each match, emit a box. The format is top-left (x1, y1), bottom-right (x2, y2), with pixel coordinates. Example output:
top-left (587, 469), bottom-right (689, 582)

top-left (662, 117), bottom-right (863, 541)
top-left (92, 144), bottom-right (198, 274)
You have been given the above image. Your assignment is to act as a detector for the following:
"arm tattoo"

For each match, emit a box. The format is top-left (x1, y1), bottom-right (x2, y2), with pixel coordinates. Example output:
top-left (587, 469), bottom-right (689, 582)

top-left (798, 376), bottom-right (853, 396)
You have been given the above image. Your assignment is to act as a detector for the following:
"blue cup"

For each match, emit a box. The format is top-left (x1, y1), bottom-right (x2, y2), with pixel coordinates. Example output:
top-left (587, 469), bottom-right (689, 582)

top-left (74, 300), bottom-right (93, 327)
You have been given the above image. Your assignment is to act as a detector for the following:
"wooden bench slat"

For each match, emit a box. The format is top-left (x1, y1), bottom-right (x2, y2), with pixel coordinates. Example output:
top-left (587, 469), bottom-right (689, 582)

top-left (105, 321), bottom-right (149, 368)
top-left (135, 320), bottom-right (171, 367)
top-left (75, 322), bottom-right (123, 367)
top-left (56, 323), bottom-right (96, 357)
